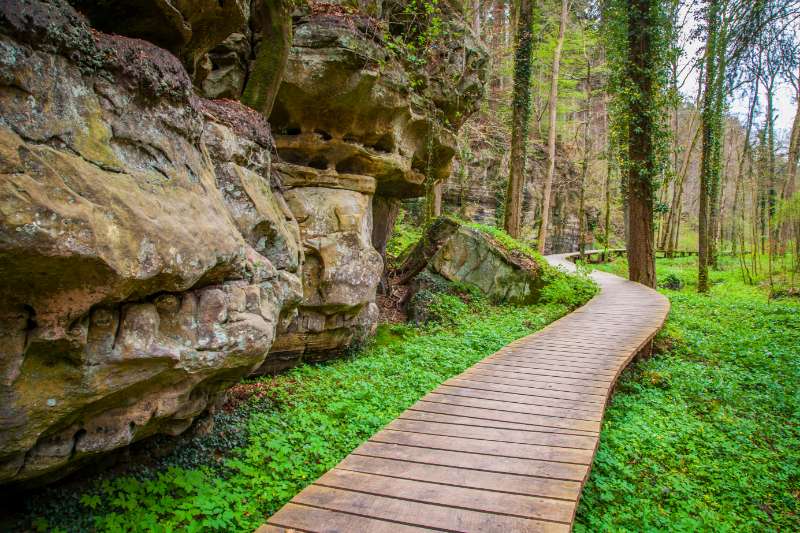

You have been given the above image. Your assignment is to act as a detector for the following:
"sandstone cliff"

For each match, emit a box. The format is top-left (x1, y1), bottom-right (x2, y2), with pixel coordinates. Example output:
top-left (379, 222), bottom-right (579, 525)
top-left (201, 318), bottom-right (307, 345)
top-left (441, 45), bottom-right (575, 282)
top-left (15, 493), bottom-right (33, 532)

top-left (0, 0), bottom-right (486, 485)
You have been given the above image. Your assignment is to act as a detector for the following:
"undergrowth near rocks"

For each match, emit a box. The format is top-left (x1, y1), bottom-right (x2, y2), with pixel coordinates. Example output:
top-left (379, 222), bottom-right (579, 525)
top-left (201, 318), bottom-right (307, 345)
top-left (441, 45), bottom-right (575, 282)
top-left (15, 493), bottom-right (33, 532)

top-left (15, 267), bottom-right (596, 533)
top-left (576, 256), bottom-right (800, 531)
top-left (385, 209), bottom-right (423, 263)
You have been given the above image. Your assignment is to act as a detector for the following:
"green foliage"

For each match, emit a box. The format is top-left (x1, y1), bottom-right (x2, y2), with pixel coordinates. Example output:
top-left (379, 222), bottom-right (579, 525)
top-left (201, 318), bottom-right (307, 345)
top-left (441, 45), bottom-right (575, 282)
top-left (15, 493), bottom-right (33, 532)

top-left (384, 0), bottom-right (446, 72)
top-left (385, 208), bottom-right (422, 263)
top-left (577, 256), bottom-right (800, 531)
top-left (87, 468), bottom-right (254, 533)
top-left (659, 271), bottom-right (684, 290)
top-left (776, 190), bottom-right (800, 226)
top-left (22, 275), bottom-right (595, 532)
top-left (463, 220), bottom-right (544, 260)
top-left (529, 1), bottom-right (603, 129)
top-left (407, 270), bottom-right (489, 325)
top-left (426, 292), bottom-right (472, 324)
top-left (540, 266), bottom-right (598, 307)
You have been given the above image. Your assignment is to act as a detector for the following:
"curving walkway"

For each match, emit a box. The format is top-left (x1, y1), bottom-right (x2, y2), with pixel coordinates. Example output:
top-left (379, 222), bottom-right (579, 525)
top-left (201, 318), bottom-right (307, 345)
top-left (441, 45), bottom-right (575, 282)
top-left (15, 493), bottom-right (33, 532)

top-left (258, 253), bottom-right (670, 532)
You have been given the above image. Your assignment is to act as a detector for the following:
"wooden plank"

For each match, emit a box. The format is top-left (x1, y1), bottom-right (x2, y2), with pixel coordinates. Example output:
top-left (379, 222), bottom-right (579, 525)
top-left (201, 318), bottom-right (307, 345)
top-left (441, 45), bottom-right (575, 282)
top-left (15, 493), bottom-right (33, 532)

top-left (420, 394), bottom-right (603, 427)
top-left (496, 348), bottom-right (626, 362)
top-left (490, 357), bottom-right (622, 372)
top-left (411, 399), bottom-right (601, 434)
top-left (435, 385), bottom-right (605, 414)
top-left (387, 418), bottom-right (597, 449)
top-left (370, 429), bottom-right (595, 464)
top-left (290, 485), bottom-right (570, 533)
top-left (336, 454), bottom-right (581, 500)
top-left (266, 503), bottom-right (432, 533)
top-left (486, 356), bottom-right (620, 375)
top-left (473, 362), bottom-right (614, 386)
top-left (445, 377), bottom-right (606, 403)
top-left (316, 469), bottom-right (575, 523)
top-left (398, 410), bottom-right (598, 435)
top-left (496, 351), bottom-right (626, 364)
top-left (460, 369), bottom-right (610, 395)
top-left (353, 441), bottom-right (591, 481)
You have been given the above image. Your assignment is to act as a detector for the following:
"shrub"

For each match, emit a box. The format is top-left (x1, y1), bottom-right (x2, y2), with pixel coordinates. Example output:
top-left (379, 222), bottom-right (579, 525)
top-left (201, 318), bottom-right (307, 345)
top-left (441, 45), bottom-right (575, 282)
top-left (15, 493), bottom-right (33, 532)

top-left (659, 272), bottom-right (684, 290)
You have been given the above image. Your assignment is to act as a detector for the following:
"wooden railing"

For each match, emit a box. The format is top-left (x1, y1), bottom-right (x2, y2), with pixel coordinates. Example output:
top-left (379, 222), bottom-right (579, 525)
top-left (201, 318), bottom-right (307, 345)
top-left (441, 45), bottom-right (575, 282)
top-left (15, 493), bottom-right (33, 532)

top-left (565, 248), bottom-right (699, 264)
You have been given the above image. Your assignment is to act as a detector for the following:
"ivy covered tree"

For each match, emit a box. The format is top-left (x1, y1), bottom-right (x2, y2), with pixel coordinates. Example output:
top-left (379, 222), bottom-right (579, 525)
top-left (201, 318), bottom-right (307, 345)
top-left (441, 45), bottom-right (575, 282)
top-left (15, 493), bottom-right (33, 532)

top-left (504, 0), bottom-right (535, 238)
top-left (604, 0), bottom-right (671, 288)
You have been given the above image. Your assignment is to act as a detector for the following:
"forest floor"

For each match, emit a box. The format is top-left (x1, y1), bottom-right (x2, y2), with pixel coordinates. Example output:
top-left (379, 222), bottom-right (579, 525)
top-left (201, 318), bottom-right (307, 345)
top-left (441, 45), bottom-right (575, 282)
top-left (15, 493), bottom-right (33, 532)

top-left (6, 271), bottom-right (592, 533)
top-left (576, 256), bottom-right (800, 531)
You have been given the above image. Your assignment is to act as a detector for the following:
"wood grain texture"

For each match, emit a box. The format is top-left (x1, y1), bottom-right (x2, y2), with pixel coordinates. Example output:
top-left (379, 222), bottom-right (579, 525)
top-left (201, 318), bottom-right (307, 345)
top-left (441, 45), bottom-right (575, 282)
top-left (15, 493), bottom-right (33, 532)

top-left (261, 253), bottom-right (670, 532)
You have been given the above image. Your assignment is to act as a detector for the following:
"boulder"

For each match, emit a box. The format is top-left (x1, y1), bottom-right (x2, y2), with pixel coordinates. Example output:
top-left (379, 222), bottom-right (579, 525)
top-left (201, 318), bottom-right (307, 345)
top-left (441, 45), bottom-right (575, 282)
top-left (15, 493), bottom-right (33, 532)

top-left (428, 226), bottom-right (547, 304)
top-left (0, 1), bottom-right (301, 485)
top-left (397, 219), bottom-right (548, 306)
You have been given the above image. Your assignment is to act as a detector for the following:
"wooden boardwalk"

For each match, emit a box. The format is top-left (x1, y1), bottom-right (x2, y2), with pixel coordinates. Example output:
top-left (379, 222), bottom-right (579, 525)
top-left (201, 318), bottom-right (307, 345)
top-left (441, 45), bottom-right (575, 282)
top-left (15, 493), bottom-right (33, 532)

top-left (258, 253), bottom-right (670, 532)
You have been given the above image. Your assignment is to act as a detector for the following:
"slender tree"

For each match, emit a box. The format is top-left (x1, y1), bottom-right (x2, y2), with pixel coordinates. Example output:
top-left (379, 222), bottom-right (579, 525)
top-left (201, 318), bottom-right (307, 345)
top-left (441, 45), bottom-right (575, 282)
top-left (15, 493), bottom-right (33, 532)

top-left (537, 0), bottom-right (570, 252)
top-left (779, 40), bottom-right (800, 250)
top-left (698, 0), bottom-right (726, 292)
top-left (504, 0), bottom-right (535, 238)
top-left (578, 45), bottom-right (593, 259)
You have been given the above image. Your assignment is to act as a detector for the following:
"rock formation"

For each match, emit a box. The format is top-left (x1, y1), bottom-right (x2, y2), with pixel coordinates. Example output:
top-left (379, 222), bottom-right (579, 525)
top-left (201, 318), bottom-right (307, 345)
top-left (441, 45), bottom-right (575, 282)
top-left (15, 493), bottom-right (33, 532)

top-left (0, 0), bottom-right (306, 486)
top-left (395, 218), bottom-right (548, 307)
top-left (0, 0), bottom-right (487, 485)
top-left (257, 2), bottom-right (487, 367)
top-left (428, 226), bottom-right (547, 304)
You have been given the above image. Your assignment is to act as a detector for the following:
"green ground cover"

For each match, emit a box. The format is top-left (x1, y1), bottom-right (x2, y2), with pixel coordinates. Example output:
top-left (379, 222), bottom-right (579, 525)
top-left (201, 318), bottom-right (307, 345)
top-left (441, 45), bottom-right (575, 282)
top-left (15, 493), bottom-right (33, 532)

top-left (576, 256), bottom-right (800, 532)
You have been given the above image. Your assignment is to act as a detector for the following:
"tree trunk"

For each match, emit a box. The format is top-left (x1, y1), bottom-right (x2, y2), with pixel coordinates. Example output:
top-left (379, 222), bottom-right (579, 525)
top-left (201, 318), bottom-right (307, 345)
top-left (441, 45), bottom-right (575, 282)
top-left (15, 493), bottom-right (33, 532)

top-left (625, 0), bottom-right (658, 288)
top-left (425, 180), bottom-right (443, 222)
top-left (537, 0), bottom-right (569, 253)
top-left (707, 28), bottom-right (727, 270)
top-left (698, 0), bottom-right (722, 293)
top-left (664, 121), bottom-right (701, 253)
top-left (578, 55), bottom-right (592, 258)
top-left (372, 196), bottom-right (400, 259)
top-left (766, 79), bottom-right (778, 258)
top-left (602, 92), bottom-right (612, 252)
top-left (242, 0), bottom-right (293, 117)
top-left (372, 195), bottom-right (400, 294)
top-left (504, 0), bottom-right (534, 238)
top-left (730, 82), bottom-right (758, 253)
top-left (489, 0), bottom-right (505, 111)
top-left (473, 0), bottom-right (483, 36)
top-left (390, 217), bottom-right (461, 285)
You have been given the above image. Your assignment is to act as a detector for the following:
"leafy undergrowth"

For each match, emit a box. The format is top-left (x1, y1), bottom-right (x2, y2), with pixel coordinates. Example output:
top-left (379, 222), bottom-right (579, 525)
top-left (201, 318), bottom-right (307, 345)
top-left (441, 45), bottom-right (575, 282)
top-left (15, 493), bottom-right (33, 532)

top-left (19, 268), bottom-right (596, 532)
top-left (576, 257), bottom-right (800, 532)
top-left (384, 209), bottom-right (422, 264)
